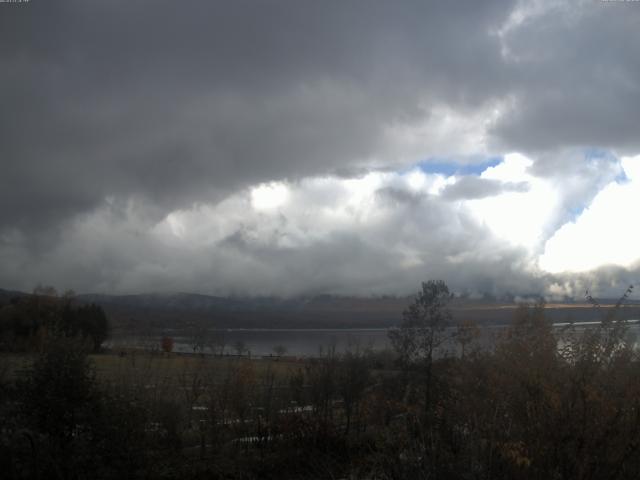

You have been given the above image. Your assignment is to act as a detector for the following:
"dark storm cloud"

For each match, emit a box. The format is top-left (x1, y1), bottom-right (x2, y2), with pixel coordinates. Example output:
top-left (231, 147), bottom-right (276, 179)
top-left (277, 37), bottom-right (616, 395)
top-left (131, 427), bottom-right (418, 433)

top-left (490, 0), bottom-right (640, 154)
top-left (0, 0), bottom-right (513, 232)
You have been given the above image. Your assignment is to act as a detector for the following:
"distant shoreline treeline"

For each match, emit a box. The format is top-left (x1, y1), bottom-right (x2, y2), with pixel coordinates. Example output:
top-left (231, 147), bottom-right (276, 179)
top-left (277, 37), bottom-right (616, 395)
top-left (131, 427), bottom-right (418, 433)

top-left (2, 286), bottom-right (640, 332)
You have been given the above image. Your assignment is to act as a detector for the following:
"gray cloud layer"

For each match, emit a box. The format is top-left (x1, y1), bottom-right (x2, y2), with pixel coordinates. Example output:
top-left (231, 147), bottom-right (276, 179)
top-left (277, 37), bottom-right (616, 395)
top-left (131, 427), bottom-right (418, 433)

top-left (1, 1), bottom-right (639, 297)
top-left (441, 178), bottom-right (529, 201)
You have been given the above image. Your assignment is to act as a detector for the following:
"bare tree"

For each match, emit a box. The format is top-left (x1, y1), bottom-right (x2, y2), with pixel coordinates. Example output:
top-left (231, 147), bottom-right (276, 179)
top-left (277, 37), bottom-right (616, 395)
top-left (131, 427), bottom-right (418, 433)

top-left (388, 280), bottom-right (452, 410)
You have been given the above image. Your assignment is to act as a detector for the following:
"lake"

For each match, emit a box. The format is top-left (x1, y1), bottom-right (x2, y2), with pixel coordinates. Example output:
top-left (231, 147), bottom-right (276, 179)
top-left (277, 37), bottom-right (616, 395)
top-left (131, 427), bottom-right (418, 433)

top-left (108, 320), bottom-right (640, 357)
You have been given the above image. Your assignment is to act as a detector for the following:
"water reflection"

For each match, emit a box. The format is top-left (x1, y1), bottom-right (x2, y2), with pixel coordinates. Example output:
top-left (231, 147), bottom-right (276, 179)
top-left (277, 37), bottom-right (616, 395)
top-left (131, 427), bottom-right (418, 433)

top-left (109, 321), bottom-right (640, 358)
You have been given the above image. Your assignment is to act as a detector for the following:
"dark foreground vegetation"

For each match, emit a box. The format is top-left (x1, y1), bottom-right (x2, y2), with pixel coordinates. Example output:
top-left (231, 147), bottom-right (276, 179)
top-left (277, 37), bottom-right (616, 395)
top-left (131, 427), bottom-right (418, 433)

top-left (1, 281), bottom-right (639, 479)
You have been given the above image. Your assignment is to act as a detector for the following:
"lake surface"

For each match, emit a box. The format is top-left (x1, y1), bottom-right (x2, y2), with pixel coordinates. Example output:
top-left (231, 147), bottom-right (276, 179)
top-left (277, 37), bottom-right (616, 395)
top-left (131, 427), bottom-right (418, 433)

top-left (108, 321), bottom-right (640, 357)
top-left (110, 328), bottom-right (392, 357)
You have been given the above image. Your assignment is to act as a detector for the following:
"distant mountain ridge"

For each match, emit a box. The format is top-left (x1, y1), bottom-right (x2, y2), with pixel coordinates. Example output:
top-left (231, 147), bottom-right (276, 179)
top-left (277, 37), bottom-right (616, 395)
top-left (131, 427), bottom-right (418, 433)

top-left (2, 288), bottom-right (639, 333)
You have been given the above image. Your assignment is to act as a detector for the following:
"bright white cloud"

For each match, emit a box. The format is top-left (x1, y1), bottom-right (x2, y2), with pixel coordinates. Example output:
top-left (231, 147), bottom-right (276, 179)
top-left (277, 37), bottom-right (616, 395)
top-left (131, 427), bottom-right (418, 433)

top-left (465, 153), bottom-right (559, 249)
top-left (539, 155), bottom-right (640, 273)
top-left (250, 182), bottom-right (290, 210)
top-left (2, 152), bottom-right (636, 297)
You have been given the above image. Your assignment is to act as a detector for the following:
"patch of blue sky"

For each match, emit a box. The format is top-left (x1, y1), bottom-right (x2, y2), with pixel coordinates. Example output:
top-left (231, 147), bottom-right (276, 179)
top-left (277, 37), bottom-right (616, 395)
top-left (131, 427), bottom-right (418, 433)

top-left (564, 149), bottom-right (624, 221)
top-left (567, 205), bottom-right (586, 221)
top-left (615, 169), bottom-right (629, 184)
top-left (406, 156), bottom-right (503, 177)
top-left (584, 148), bottom-right (627, 184)
top-left (584, 147), bottom-right (615, 162)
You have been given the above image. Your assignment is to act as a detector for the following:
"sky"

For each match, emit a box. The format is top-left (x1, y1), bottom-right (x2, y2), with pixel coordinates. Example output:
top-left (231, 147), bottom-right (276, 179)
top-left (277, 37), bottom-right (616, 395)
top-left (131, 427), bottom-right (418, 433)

top-left (1, 0), bottom-right (640, 299)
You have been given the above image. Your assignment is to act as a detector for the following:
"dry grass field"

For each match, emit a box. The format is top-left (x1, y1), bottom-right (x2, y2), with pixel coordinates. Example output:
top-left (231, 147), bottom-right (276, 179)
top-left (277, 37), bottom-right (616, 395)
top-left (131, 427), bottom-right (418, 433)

top-left (1, 351), bottom-right (304, 387)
